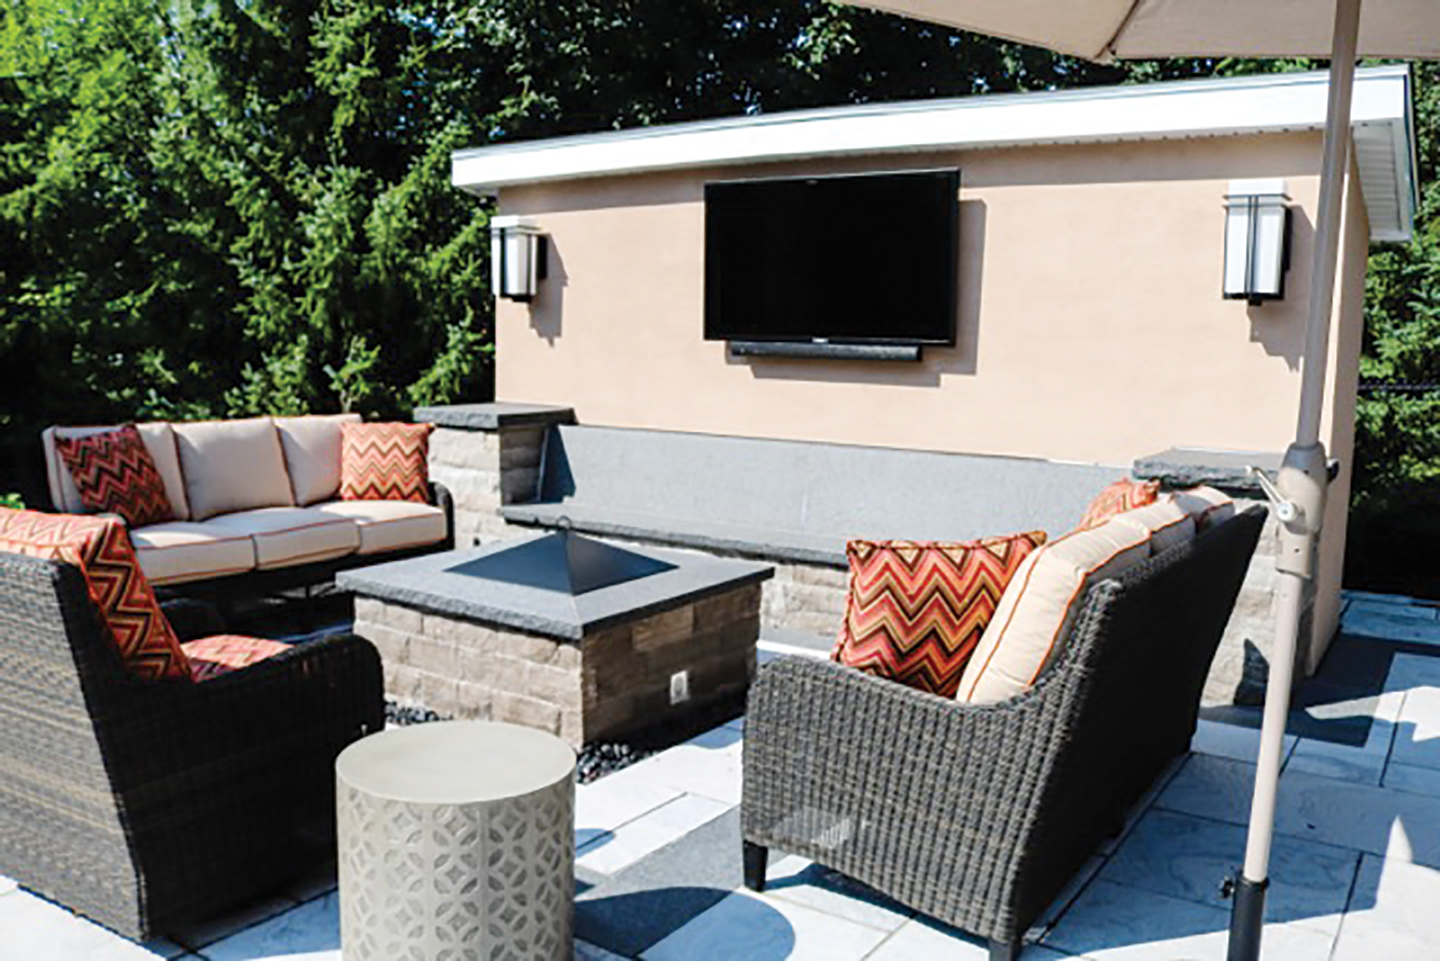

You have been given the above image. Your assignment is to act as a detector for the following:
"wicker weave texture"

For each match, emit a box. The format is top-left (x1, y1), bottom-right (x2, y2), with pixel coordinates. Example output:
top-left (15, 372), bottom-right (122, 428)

top-left (742, 509), bottom-right (1264, 946)
top-left (0, 551), bottom-right (385, 940)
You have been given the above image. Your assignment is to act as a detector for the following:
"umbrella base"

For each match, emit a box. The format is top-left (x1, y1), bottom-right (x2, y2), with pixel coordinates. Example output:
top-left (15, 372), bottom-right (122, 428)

top-left (1226, 873), bottom-right (1269, 961)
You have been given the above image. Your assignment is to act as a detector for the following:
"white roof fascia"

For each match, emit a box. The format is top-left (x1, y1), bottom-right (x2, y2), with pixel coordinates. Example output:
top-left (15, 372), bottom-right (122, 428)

top-left (452, 65), bottom-right (1415, 242)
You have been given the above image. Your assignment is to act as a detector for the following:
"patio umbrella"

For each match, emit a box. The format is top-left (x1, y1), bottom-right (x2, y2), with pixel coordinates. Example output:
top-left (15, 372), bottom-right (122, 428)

top-left (827, 2), bottom-right (1439, 959)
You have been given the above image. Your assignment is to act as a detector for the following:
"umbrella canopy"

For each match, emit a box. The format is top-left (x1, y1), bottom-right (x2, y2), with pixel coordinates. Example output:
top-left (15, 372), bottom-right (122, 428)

top-left (845, 0), bottom-right (1440, 60)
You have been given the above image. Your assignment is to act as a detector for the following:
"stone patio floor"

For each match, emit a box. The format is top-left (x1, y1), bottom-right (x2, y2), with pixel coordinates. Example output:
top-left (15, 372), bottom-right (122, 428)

top-left (6, 590), bottom-right (1440, 959)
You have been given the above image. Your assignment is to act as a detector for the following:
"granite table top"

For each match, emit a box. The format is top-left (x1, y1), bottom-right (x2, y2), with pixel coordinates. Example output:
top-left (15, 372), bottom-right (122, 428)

top-left (338, 534), bottom-right (774, 641)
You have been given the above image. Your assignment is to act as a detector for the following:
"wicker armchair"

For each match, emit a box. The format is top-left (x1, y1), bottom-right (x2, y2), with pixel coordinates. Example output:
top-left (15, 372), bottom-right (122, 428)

top-left (0, 551), bottom-right (384, 940)
top-left (741, 508), bottom-right (1264, 961)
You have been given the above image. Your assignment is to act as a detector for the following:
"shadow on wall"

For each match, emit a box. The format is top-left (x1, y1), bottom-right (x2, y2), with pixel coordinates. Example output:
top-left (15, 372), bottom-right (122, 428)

top-left (738, 199), bottom-right (987, 390)
top-left (1246, 206), bottom-right (1312, 373)
top-left (528, 240), bottom-right (569, 344)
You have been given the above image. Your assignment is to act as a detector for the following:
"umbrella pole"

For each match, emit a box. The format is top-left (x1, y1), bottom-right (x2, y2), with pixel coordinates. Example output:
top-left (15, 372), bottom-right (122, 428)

top-left (1228, 1), bottom-right (1360, 959)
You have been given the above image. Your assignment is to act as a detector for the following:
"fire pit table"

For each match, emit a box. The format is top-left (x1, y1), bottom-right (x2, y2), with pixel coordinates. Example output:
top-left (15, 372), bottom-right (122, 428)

top-left (338, 531), bottom-right (773, 746)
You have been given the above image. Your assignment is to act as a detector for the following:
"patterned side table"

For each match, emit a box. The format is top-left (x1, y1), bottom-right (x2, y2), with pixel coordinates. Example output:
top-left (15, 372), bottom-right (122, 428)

top-left (336, 721), bottom-right (576, 960)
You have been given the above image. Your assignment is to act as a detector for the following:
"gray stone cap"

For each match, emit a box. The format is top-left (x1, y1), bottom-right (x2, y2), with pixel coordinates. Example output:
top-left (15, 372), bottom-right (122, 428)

top-left (335, 721), bottom-right (574, 804)
top-left (339, 535), bottom-right (774, 640)
top-left (1133, 448), bottom-right (1282, 494)
top-left (413, 402), bottom-right (576, 431)
top-left (501, 502), bottom-right (850, 568)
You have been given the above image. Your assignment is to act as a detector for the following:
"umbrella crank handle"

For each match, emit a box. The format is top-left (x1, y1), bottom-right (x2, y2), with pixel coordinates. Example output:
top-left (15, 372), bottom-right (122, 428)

top-left (1247, 466), bottom-right (1300, 525)
top-left (1250, 444), bottom-right (1330, 581)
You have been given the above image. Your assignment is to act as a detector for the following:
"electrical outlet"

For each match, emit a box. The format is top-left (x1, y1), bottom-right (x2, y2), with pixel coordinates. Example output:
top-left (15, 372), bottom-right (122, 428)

top-left (669, 670), bottom-right (690, 705)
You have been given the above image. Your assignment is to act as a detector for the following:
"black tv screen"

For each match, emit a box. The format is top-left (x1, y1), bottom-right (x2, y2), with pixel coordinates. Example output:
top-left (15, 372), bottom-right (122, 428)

top-left (704, 169), bottom-right (959, 346)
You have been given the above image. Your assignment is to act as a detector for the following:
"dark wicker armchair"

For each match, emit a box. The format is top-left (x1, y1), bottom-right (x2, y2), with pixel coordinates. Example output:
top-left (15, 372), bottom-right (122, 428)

top-left (741, 508), bottom-right (1264, 961)
top-left (0, 551), bottom-right (384, 940)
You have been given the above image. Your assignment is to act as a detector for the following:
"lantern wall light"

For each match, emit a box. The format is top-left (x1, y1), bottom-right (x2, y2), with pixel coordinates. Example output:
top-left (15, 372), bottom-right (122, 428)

top-left (490, 215), bottom-right (548, 303)
top-left (1223, 179), bottom-right (1292, 306)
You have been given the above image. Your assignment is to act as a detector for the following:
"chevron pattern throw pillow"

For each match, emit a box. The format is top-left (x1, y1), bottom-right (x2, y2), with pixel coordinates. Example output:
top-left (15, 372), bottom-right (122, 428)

top-left (339, 422), bottom-right (434, 503)
top-left (55, 424), bottom-right (174, 527)
top-left (0, 509), bottom-right (191, 681)
top-left (832, 531), bottom-right (1047, 697)
top-left (1074, 477), bottom-right (1161, 532)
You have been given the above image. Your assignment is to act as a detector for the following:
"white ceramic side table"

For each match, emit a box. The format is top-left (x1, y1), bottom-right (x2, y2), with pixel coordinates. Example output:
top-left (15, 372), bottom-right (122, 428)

top-left (336, 721), bottom-right (576, 960)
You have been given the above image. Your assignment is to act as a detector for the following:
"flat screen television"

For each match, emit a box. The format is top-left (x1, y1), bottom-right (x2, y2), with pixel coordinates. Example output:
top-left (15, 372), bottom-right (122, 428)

top-left (704, 169), bottom-right (959, 347)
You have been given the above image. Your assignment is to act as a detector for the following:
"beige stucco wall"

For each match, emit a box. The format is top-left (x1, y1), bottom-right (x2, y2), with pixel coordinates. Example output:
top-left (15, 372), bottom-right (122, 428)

top-left (492, 131), bottom-right (1369, 666)
top-left (1310, 155), bottom-right (1371, 669)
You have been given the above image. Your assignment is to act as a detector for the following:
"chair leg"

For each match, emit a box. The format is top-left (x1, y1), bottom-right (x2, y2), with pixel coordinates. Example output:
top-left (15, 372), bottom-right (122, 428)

top-left (743, 841), bottom-right (767, 892)
top-left (988, 936), bottom-right (1021, 961)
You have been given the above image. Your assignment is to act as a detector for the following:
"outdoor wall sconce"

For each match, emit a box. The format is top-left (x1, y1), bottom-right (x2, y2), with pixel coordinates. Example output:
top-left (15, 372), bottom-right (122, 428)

top-left (490, 215), bottom-right (548, 303)
top-left (1223, 179), bottom-right (1292, 306)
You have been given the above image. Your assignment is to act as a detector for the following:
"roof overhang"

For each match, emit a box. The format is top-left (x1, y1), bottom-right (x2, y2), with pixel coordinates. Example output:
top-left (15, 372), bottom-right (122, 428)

top-left (452, 65), bottom-right (1416, 243)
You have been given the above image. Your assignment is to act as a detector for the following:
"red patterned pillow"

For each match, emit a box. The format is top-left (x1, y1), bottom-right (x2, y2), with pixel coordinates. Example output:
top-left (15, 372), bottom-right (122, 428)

top-left (0, 509), bottom-right (190, 681)
top-left (55, 424), bottom-right (174, 527)
top-left (182, 634), bottom-right (291, 682)
top-left (339, 422), bottom-right (434, 503)
top-left (831, 531), bottom-right (1048, 698)
top-left (1075, 478), bottom-right (1161, 532)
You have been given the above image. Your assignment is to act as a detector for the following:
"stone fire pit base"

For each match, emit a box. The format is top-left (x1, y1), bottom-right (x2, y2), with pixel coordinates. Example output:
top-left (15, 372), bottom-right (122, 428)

top-left (343, 540), bottom-right (771, 748)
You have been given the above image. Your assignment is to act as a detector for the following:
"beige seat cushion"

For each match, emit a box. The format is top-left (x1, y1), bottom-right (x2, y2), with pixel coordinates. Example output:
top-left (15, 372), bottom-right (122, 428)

top-left (173, 418), bottom-right (295, 520)
top-left (203, 507), bottom-right (360, 570)
top-left (312, 500), bottom-right (447, 555)
top-left (275, 414), bottom-right (361, 506)
top-left (43, 423), bottom-right (191, 520)
top-left (131, 521), bottom-right (256, 586)
top-left (957, 517), bottom-right (1152, 704)
top-left (1108, 499), bottom-right (1195, 555)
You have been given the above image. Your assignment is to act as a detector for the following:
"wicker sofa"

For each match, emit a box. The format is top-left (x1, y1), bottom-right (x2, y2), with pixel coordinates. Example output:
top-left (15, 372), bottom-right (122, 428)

top-left (41, 416), bottom-right (454, 596)
top-left (0, 550), bottom-right (384, 939)
top-left (740, 507), bottom-right (1264, 961)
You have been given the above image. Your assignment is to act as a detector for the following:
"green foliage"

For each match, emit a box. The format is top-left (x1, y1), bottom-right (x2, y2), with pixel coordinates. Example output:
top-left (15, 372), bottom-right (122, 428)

top-left (0, 0), bottom-right (495, 498)
top-left (1343, 62), bottom-right (1440, 594)
top-left (0, 493), bottom-right (23, 510)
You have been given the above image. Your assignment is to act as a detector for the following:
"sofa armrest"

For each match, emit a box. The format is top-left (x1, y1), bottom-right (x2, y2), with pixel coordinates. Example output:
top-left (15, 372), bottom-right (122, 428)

top-left (743, 655), bottom-right (1065, 936)
top-left (159, 597), bottom-right (227, 642)
top-left (429, 480), bottom-right (456, 550)
top-left (98, 633), bottom-right (384, 797)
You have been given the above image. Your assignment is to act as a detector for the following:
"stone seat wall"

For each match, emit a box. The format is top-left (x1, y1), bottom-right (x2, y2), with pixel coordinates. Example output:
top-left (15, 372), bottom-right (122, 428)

top-left (415, 405), bottom-right (1286, 706)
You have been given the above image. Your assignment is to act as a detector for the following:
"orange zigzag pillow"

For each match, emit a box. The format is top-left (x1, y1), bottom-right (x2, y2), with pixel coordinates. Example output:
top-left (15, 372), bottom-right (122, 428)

top-left (55, 424), bottom-right (174, 527)
top-left (0, 509), bottom-right (191, 681)
top-left (832, 531), bottom-right (1048, 698)
top-left (339, 422), bottom-right (433, 503)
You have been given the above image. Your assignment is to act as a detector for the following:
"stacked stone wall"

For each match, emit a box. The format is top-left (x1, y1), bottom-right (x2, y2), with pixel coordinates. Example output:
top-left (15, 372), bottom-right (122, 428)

top-left (427, 425), bottom-right (545, 548)
top-left (356, 583), bottom-right (760, 748)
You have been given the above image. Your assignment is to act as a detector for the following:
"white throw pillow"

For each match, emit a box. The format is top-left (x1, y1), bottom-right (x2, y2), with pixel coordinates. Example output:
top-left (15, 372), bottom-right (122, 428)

top-left (956, 517), bottom-right (1151, 704)
top-left (173, 417), bottom-right (295, 520)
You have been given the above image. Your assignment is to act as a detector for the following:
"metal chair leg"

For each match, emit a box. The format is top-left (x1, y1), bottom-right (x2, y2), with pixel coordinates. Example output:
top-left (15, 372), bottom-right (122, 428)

top-left (742, 841), bottom-right (767, 892)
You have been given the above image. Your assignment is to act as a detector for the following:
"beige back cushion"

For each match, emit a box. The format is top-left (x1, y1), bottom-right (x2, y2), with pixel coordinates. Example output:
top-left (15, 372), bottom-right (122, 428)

top-left (1173, 485), bottom-right (1236, 531)
top-left (42, 423), bottom-right (191, 521)
top-left (275, 414), bottom-right (361, 506)
top-left (957, 517), bottom-right (1152, 704)
top-left (1109, 499), bottom-right (1195, 556)
top-left (173, 417), bottom-right (295, 520)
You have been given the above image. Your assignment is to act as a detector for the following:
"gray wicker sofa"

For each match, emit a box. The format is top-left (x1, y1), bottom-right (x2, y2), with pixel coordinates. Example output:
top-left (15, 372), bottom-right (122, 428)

top-left (0, 551), bottom-right (384, 939)
top-left (740, 507), bottom-right (1264, 961)
top-left (41, 416), bottom-right (454, 599)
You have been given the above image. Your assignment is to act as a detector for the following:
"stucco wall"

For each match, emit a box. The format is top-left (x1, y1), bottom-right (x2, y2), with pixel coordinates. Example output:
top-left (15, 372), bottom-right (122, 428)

top-left (491, 131), bottom-right (1368, 666)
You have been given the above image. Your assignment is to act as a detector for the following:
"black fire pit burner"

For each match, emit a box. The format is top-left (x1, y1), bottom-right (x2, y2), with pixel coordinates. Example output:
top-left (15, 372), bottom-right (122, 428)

top-left (445, 529), bottom-right (677, 596)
